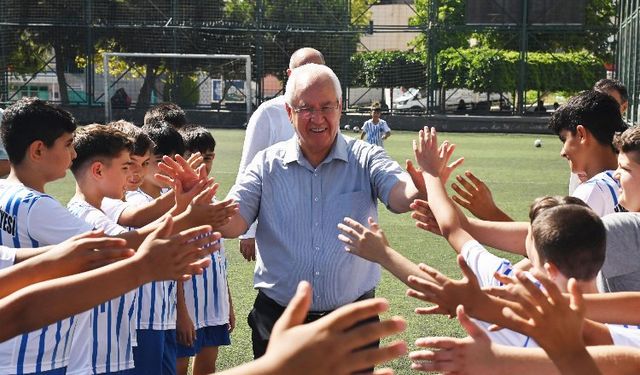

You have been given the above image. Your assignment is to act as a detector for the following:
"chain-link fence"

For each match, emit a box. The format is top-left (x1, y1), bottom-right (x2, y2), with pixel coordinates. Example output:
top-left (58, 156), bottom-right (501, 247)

top-left (617, 0), bottom-right (640, 125)
top-left (0, 0), bottom-right (620, 123)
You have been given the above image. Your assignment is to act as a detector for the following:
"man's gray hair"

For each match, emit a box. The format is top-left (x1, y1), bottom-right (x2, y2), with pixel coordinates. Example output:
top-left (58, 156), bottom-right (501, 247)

top-left (284, 64), bottom-right (342, 106)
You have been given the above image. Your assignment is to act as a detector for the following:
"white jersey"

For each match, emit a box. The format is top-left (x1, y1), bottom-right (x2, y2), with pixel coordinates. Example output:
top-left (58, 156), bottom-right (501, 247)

top-left (182, 241), bottom-right (230, 328)
top-left (236, 95), bottom-right (295, 239)
top-left (0, 246), bottom-right (16, 269)
top-left (125, 189), bottom-right (177, 331)
top-left (101, 198), bottom-right (130, 225)
top-left (67, 198), bottom-right (137, 374)
top-left (608, 324), bottom-right (640, 347)
top-left (0, 181), bottom-right (93, 374)
top-left (362, 119), bottom-right (391, 147)
top-left (461, 240), bottom-right (540, 348)
top-left (572, 170), bottom-right (620, 217)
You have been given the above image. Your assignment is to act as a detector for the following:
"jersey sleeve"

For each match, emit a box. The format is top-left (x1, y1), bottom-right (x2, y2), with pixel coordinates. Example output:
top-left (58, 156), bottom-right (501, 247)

top-left (0, 246), bottom-right (16, 269)
top-left (27, 197), bottom-right (94, 245)
top-left (382, 120), bottom-right (391, 132)
top-left (572, 182), bottom-right (611, 217)
top-left (607, 324), bottom-right (640, 348)
top-left (461, 240), bottom-right (513, 288)
top-left (101, 198), bottom-right (130, 224)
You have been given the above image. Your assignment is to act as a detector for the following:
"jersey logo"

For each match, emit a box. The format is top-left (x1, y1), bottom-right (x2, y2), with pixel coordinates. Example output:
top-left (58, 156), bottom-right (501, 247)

top-left (0, 208), bottom-right (17, 236)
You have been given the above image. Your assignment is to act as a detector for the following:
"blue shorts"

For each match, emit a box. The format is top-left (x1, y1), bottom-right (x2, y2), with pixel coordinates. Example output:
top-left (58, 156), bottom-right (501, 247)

top-left (131, 329), bottom-right (177, 375)
top-left (104, 369), bottom-right (136, 375)
top-left (176, 325), bottom-right (231, 358)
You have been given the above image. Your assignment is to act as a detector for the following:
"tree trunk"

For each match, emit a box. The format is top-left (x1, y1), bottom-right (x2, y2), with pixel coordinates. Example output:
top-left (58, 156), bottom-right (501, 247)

top-left (53, 43), bottom-right (69, 105)
top-left (136, 62), bottom-right (159, 109)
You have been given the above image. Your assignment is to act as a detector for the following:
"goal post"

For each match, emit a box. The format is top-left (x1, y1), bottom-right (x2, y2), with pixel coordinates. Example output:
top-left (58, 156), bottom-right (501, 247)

top-left (102, 52), bottom-right (252, 123)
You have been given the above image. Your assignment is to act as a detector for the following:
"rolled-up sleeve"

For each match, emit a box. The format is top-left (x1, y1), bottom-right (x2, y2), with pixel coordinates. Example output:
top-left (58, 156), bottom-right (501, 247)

top-left (227, 152), bottom-right (264, 229)
top-left (368, 146), bottom-right (406, 207)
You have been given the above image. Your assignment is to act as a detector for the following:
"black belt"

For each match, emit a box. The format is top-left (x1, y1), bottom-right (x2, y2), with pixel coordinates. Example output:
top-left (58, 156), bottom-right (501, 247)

top-left (256, 288), bottom-right (376, 323)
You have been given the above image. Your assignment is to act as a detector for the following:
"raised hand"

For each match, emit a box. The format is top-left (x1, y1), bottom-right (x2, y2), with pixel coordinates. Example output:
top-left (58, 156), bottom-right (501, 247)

top-left (413, 126), bottom-right (457, 177)
top-left (451, 171), bottom-right (512, 221)
top-left (409, 199), bottom-right (442, 236)
top-left (410, 305), bottom-right (495, 374)
top-left (135, 216), bottom-right (220, 282)
top-left (338, 217), bottom-right (389, 264)
top-left (264, 281), bottom-right (407, 375)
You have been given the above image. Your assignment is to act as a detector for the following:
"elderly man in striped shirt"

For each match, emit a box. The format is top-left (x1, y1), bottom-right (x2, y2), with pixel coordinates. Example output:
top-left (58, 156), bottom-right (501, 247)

top-left (222, 63), bottom-right (424, 359)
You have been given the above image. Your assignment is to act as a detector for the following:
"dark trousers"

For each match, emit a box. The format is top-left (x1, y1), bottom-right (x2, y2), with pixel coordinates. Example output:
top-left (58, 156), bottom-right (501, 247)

top-left (248, 289), bottom-right (379, 365)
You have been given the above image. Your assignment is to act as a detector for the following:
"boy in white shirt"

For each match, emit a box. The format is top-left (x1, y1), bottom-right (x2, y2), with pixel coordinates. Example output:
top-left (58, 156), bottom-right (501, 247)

top-left (360, 103), bottom-right (391, 148)
top-left (176, 126), bottom-right (234, 375)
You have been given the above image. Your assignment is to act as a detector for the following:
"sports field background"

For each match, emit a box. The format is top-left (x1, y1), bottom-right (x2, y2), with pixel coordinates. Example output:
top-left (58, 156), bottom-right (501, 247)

top-left (47, 129), bottom-right (568, 374)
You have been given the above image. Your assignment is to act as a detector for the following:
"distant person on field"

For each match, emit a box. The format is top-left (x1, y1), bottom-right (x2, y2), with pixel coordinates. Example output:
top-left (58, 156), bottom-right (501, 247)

top-left (235, 47), bottom-right (325, 262)
top-left (360, 103), bottom-right (391, 147)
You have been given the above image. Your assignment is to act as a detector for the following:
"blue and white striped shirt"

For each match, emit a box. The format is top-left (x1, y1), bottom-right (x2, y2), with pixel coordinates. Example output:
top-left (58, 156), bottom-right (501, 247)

top-left (0, 182), bottom-right (93, 374)
top-left (125, 189), bottom-right (177, 331)
top-left (572, 170), bottom-right (620, 217)
top-left (228, 133), bottom-right (406, 311)
top-left (67, 198), bottom-right (137, 374)
top-left (183, 242), bottom-right (230, 328)
top-left (362, 119), bottom-right (390, 147)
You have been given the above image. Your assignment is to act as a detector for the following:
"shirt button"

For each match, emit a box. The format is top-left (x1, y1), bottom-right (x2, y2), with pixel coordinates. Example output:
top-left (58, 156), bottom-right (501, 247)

top-left (314, 222), bottom-right (319, 226)
top-left (314, 173), bottom-right (318, 177)
top-left (315, 271), bottom-right (320, 276)
top-left (314, 197), bottom-right (319, 202)
top-left (315, 246), bottom-right (320, 251)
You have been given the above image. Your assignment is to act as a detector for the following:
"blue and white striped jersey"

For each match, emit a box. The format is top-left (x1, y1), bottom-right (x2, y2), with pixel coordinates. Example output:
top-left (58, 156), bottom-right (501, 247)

top-left (362, 119), bottom-right (390, 147)
top-left (125, 189), bottom-right (177, 331)
top-left (461, 240), bottom-right (540, 348)
top-left (182, 241), bottom-right (230, 328)
top-left (67, 198), bottom-right (137, 374)
top-left (572, 170), bottom-right (620, 217)
top-left (0, 181), bottom-right (93, 374)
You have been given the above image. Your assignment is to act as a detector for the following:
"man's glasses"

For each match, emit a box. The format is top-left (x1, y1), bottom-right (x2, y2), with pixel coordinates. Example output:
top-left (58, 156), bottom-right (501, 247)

top-left (291, 102), bottom-right (340, 119)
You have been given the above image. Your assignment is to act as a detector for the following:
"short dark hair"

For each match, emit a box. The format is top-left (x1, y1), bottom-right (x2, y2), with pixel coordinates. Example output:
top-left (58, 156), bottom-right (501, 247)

top-left (549, 90), bottom-right (627, 147)
top-left (141, 122), bottom-right (185, 157)
top-left (594, 78), bottom-right (629, 103)
top-left (107, 120), bottom-right (154, 157)
top-left (614, 126), bottom-right (640, 163)
top-left (529, 197), bottom-right (606, 281)
top-left (143, 103), bottom-right (187, 129)
top-left (181, 126), bottom-right (216, 154)
top-left (1, 98), bottom-right (76, 165)
top-left (71, 124), bottom-right (133, 174)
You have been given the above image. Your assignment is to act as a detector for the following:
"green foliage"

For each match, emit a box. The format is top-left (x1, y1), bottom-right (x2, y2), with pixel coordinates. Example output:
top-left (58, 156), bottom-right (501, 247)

top-left (438, 48), bottom-right (604, 92)
top-left (350, 50), bottom-right (426, 88)
top-left (162, 74), bottom-right (200, 107)
top-left (350, 48), bottom-right (603, 93)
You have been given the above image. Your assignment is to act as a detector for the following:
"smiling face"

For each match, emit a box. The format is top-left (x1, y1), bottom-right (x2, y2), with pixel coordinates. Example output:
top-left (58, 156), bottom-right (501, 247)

top-left (286, 74), bottom-right (342, 166)
top-left (97, 150), bottom-right (132, 200)
top-left (559, 128), bottom-right (589, 182)
top-left (614, 151), bottom-right (640, 212)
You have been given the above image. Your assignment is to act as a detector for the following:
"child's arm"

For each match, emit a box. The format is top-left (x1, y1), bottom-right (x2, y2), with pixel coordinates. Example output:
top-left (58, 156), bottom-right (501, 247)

top-left (413, 127), bottom-right (473, 252)
top-left (359, 130), bottom-right (366, 140)
top-left (411, 198), bottom-right (528, 256)
top-left (0, 232), bottom-right (130, 299)
top-left (176, 281), bottom-right (196, 348)
top-left (219, 281), bottom-right (407, 375)
top-left (338, 217), bottom-right (435, 286)
top-left (227, 284), bottom-right (235, 332)
top-left (581, 292), bottom-right (640, 324)
top-left (495, 270), bottom-right (600, 375)
top-left (0, 217), bottom-right (217, 342)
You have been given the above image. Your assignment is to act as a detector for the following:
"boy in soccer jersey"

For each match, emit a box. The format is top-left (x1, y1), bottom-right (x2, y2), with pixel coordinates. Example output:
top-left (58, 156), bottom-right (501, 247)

top-left (0, 98), bottom-right (229, 375)
top-left (550, 90), bottom-right (627, 216)
top-left (360, 103), bottom-right (391, 147)
top-left (176, 126), bottom-right (234, 375)
top-left (129, 122), bottom-right (186, 375)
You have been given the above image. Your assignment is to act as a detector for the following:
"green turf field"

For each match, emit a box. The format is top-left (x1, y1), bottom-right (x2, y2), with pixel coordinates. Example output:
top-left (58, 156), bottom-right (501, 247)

top-left (47, 129), bottom-right (568, 374)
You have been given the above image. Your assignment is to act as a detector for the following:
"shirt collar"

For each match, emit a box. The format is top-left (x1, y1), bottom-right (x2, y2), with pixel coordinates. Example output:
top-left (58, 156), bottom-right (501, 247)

top-left (282, 132), bottom-right (349, 166)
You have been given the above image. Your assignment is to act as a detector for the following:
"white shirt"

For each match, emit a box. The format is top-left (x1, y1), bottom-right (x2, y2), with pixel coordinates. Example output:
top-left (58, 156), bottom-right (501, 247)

top-left (101, 198), bottom-right (131, 225)
top-left (461, 240), bottom-right (539, 348)
top-left (236, 95), bottom-right (295, 238)
top-left (0, 181), bottom-right (93, 374)
top-left (362, 119), bottom-right (391, 147)
top-left (0, 246), bottom-right (16, 269)
top-left (125, 189), bottom-right (177, 331)
top-left (608, 324), bottom-right (640, 347)
top-left (572, 170), bottom-right (620, 217)
top-left (67, 198), bottom-right (136, 374)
